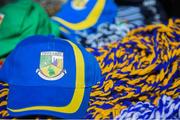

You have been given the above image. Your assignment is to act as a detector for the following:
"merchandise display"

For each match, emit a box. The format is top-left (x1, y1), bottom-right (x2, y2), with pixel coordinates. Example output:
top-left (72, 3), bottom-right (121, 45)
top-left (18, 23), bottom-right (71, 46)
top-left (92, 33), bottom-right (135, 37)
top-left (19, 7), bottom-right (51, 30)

top-left (0, 0), bottom-right (179, 119)
top-left (0, 18), bottom-right (179, 119)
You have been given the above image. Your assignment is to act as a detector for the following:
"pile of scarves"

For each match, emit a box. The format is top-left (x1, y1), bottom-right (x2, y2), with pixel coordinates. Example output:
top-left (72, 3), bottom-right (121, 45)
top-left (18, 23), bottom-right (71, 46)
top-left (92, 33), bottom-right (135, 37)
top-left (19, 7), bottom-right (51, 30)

top-left (86, 18), bottom-right (180, 119)
top-left (0, 19), bottom-right (179, 119)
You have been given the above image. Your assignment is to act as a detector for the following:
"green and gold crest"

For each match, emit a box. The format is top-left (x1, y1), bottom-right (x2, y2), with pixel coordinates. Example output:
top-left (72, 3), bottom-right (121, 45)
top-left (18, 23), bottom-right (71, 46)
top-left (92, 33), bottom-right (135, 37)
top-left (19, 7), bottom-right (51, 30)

top-left (36, 51), bottom-right (66, 80)
top-left (71, 0), bottom-right (89, 10)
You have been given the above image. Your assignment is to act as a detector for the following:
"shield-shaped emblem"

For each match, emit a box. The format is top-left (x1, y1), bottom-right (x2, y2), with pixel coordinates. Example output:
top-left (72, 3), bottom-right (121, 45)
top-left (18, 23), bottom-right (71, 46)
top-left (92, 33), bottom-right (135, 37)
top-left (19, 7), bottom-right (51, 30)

top-left (37, 51), bottom-right (66, 80)
top-left (71, 0), bottom-right (89, 10)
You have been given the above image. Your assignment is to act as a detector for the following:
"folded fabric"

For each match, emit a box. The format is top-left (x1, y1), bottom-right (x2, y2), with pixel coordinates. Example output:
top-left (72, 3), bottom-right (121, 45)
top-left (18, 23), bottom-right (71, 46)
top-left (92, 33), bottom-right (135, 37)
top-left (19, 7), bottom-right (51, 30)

top-left (141, 0), bottom-right (162, 24)
top-left (0, 0), bottom-right (60, 57)
top-left (115, 0), bottom-right (165, 24)
top-left (76, 6), bottom-right (145, 48)
top-left (116, 6), bottom-right (144, 25)
top-left (115, 95), bottom-right (180, 120)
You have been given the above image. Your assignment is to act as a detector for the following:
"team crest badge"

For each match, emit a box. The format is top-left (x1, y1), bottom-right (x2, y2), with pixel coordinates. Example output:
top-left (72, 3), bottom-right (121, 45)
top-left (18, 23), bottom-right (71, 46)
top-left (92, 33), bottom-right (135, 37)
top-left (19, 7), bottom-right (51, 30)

top-left (36, 51), bottom-right (66, 81)
top-left (0, 14), bottom-right (4, 25)
top-left (71, 0), bottom-right (89, 10)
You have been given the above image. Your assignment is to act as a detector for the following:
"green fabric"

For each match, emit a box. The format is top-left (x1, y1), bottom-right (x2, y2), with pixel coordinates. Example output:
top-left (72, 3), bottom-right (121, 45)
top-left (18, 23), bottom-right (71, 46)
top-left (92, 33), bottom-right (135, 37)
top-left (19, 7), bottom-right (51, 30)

top-left (0, 0), bottom-right (60, 57)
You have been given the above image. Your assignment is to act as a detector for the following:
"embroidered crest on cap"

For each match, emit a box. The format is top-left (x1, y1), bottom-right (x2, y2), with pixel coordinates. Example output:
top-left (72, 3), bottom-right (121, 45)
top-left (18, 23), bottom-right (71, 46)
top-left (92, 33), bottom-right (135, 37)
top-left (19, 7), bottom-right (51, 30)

top-left (71, 0), bottom-right (89, 10)
top-left (0, 14), bottom-right (4, 25)
top-left (36, 51), bottom-right (66, 81)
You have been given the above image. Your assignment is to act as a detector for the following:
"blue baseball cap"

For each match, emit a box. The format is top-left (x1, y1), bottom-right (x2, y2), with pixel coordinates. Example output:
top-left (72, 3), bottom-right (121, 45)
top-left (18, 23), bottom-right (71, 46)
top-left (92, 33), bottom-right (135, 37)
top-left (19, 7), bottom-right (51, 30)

top-left (0, 35), bottom-right (101, 118)
top-left (51, 0), bottom-right (117, 40)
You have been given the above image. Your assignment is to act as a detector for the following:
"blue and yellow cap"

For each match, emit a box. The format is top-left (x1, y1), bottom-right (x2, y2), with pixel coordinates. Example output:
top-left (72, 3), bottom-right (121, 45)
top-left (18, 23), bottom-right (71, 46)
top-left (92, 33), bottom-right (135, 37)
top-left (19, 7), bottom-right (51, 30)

top-left (0, 35), bottom-right (101, 118)
top-left (52, 0), bottom-right (117, 40)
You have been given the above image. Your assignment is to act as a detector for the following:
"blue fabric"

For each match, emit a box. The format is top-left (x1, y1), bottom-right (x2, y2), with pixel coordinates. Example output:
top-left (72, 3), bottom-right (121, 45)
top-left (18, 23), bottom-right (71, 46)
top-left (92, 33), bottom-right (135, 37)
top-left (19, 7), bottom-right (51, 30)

top-left (0, 35), bottom-right (101, 118)
top-left (8, 86), bottom-right (92, 119)
top-left (115, 95), bottom-right (180, 120)
top-left (52, 0), bottom-right (117, 41)
top-left (55, 0), bottom-right (117, 24)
